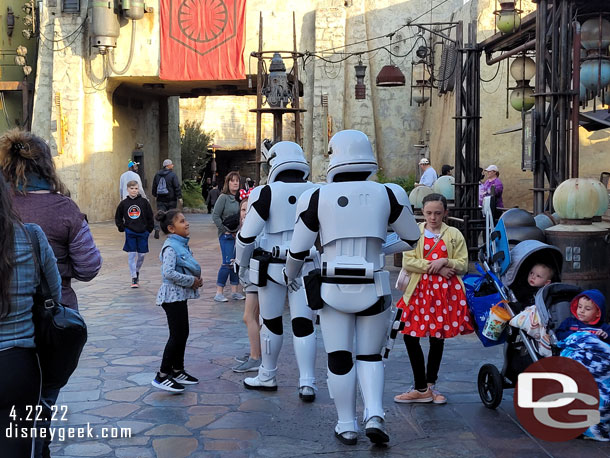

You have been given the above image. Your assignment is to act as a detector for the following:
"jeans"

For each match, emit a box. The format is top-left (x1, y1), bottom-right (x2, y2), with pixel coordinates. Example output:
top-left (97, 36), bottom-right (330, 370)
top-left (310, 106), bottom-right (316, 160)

top-left (154, 200), bottom-right (177, 230)
top-left (403, 335), bottom-right (445, 390)
top-left (34, 386), bottom-right (61, 458)
top-left (216, 233), bottom-right (238, 287)
top-left (160, 301), bottom-right (189, 374)
top-left (0, 347), bottom-right (40, 458)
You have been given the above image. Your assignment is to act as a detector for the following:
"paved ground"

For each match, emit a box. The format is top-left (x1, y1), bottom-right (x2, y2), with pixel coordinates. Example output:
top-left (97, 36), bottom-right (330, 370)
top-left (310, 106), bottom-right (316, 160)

top-left (46, 214), bottom-right (608, 457)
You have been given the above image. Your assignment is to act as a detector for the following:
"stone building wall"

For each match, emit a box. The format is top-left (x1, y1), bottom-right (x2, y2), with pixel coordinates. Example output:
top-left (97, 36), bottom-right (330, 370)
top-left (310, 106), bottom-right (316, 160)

top-left (31, 0), bottom-right (179, 221)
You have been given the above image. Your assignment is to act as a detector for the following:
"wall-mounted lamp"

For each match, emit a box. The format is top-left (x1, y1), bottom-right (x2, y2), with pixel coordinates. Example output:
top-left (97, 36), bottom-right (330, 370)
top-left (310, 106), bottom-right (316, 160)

top-left (509, 55), bottom-right (535, 111)
top-left (354, 58), bottom-right (367, 99)
top-left (494, 1), bottom-right (522, 34)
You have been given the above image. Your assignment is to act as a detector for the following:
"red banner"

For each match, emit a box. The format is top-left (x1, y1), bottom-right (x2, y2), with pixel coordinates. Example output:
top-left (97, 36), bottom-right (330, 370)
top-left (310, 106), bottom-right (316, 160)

top-left (160, 0), bottom-right (246, 80)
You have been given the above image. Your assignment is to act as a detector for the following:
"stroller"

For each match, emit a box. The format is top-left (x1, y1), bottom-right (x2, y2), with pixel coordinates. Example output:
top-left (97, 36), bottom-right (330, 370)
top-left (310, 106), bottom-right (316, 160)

top-left (468, 198), bottom-right (581, 409)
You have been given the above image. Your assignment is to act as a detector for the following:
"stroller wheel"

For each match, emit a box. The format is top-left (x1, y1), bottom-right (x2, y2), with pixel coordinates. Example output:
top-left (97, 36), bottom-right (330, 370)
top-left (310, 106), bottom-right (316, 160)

top-left (478, 364), bottom-right (503, 409)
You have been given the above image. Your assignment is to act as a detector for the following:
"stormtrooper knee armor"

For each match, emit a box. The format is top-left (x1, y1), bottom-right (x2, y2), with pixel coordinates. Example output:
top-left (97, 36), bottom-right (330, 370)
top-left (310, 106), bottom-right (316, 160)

top-left (284, 130), bottom-right (420, 445)
top-left (235, 141), bottom-right (319, 401)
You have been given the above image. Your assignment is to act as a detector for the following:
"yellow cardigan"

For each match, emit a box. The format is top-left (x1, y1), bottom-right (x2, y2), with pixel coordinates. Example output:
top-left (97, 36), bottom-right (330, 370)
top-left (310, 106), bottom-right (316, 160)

top-left (401, 222), bottom-right (468, 304)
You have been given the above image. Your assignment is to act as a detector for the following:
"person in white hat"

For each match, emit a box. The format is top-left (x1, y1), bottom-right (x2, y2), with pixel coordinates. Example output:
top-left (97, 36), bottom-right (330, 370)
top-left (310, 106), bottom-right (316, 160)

top-left (415, 158), bottom-right (437, 187)
top-left (119, 160), bottom-right (146, 201)
top-left (479, 164), bottom-right (504, 208)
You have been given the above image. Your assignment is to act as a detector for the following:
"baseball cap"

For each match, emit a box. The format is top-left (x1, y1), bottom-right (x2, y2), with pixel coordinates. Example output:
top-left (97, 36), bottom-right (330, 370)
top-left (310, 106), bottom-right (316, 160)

top-left (441, 164), bottom-right (454, 175)
top-left (127, 160), bottom-right (139, 168)
top-left (163, 159), bottom-right (173, 167)
top-left (484, 164), bottom-right (499, 172)
top-left (419, 158), bottom-right (430, 165)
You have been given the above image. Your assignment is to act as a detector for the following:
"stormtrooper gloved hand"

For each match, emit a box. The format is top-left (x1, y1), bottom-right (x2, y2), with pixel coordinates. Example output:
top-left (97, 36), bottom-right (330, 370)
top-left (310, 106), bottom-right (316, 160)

top-left (283, 268), bottom-right (302, 293)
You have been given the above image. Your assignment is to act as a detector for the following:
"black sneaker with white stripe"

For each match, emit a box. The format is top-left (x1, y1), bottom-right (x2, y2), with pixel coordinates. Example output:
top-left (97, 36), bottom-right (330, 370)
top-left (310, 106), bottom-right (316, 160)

top-left (172, 370), bottom-right (199, 385)
top-left (151, 373), bottom-right (185, 392)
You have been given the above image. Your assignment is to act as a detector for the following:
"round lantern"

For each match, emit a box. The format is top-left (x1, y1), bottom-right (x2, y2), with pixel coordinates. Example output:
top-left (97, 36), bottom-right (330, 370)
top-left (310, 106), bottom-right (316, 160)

top-left (553, 178), bottom-right (604, 219)
top-left (497, 2), bottom-right (521, 34)
top-left (581, 18), bottom-right (610, 50)
top-left (409, 185), bottom-right (434, 209)
top-left (510, 56), bottom-right (536, 82)
top-left (580, 59), bottom-right (610, 91)
top-left (510, 86), bottom-right (535, 111)
top-left (432, 175), bottom-right (455, 200)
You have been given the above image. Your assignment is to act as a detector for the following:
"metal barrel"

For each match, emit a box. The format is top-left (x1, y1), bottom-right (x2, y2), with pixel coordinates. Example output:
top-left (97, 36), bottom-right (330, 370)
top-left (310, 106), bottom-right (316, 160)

top-left (545, 223), bottom-right (610, 302)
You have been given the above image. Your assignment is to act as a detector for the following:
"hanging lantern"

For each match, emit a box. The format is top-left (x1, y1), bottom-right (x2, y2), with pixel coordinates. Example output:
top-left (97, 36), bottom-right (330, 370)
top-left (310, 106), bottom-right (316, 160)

top-left (376, 65), bottom-right (405, 87)
top-left (354, 58), bottom-right (367, 99)
top-left (509, 55), bottom-right (535, 112)
top-left (376, 34), bottom-right (405, 87)
top-left (410, 60), bottom-right (432, 106)
top-left (510, 85), bottom-right (535, 111)
top-left (580, 59), bottom-right (610, 92)
top-left (495, 1), bottom-right (522, 34)
top-left (581, 17), bottom-right (610, 51)
top-left (579, 16), bottom-right (610, 94)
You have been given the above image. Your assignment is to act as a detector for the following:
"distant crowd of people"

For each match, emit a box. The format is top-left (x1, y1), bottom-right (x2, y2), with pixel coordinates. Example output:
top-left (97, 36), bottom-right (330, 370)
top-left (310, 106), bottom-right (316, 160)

top-left (415, 157), bottom-right (504, 208)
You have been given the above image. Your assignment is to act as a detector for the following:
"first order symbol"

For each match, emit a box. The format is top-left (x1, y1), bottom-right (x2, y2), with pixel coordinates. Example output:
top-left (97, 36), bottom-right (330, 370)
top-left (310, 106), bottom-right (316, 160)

top-left (178, 0), bottom-right (228, 43)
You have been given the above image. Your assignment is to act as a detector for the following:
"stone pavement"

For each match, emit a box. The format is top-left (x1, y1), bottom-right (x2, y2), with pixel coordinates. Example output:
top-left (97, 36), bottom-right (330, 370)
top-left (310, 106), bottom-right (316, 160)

top-left (47, 214), bottom-right (607, 458)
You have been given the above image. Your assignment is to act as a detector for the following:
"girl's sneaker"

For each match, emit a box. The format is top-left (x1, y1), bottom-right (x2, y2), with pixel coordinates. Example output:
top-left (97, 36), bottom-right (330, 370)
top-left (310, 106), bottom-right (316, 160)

top-left (131, 278), bottom-right (139, 288)
top-left (427, 383), bottom-right (447, 404)
top-left (151, 373), bottom-right (185, 392)
top-left (214, 294), bottom-right (228, 302)
top-left (393, 387), bottom-right (433, 403)
top-left (172, 370), bottom-right (199, 385)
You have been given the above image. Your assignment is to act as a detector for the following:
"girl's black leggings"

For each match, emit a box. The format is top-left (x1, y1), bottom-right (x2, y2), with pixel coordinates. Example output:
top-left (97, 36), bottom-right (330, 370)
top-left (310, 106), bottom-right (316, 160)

top-left (403, 334), bottom-right (445, 390)
top-left (160, 300), bottom-right (189, 374)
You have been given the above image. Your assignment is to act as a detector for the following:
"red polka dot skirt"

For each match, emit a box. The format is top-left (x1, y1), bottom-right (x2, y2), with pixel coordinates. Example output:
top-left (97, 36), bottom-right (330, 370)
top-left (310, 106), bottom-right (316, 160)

top-left (397, 237), bottom-right (474, 339)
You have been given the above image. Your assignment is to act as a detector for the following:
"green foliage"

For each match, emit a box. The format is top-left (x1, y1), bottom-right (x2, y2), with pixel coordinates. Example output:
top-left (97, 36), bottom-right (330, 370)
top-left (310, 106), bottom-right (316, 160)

top-left (375, 171), bottom-right (416, 194)
top-left (180, 120), bottom-right (213, 180)
top-left (181, 179), bottom-right (204, 209)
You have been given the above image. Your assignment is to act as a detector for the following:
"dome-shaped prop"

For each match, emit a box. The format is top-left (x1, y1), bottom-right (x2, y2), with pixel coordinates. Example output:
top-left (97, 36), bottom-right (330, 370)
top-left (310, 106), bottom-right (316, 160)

top-left (432, 175), bottom-right (455, 200)
top-left (553, 178), bottom-right (605, 220)
top-left (589, 179), bottom-right (609, 217)
top-left (409, 185), bottom-right (434, 209)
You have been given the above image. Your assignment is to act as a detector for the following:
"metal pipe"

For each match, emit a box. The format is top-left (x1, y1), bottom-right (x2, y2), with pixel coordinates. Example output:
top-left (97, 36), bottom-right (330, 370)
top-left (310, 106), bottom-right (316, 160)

top-left (571, 20), bottom-right (581, 178)
top-left (454, 21), bottom-right (463, 208)
top-left (557, 0), bottom-right (568, 186)
top-left (255, 13), bottom-right (263, 186)
top-left (533, 0), bottom-right (547, 214)
top-left (485, 39), bottom-right (536, 66)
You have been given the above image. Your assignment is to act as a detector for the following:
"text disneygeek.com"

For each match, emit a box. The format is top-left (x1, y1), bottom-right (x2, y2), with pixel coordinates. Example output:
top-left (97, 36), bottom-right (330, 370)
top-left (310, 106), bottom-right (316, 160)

top-left (5, 423), bottom-right (132, 441)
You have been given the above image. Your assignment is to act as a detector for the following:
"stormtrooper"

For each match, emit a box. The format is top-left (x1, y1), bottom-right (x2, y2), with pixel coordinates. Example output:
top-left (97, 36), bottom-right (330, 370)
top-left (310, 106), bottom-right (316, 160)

top-left (235, 141), bottom-right (319, 401)
top-left (284, 130), bottom-right (420, 445)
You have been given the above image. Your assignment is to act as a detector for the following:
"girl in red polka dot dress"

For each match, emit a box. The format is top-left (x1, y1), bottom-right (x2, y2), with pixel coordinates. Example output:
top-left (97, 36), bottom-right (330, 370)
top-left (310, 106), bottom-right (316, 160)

top-left (394, 193), bottom-right (473, 404)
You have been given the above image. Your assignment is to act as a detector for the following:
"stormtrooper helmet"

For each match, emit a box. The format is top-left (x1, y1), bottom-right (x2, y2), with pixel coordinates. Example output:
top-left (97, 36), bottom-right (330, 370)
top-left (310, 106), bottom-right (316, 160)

top-left (266, 141), bottom-right (310, 183)
top-left (326, 130), bottom-right (378, 183)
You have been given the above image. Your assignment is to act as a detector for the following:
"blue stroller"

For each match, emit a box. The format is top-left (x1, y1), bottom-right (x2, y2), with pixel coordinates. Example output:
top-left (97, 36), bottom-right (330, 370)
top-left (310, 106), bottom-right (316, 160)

top-left (467, 198), bottom-right (579, 409)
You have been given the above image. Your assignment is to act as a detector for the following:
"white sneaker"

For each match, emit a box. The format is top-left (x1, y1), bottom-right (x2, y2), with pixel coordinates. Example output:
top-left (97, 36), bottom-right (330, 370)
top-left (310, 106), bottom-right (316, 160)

top-left (214, 294), bottom-right (228, 302)
top-left (243, 375), bottom-right (278, 391)
top-left (232, 292), bottom-right (246, 300)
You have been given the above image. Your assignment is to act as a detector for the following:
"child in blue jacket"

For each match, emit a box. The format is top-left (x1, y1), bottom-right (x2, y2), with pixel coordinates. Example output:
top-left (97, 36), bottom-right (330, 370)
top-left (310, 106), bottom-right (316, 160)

top-left (556, 289), bottom-right (609, 343)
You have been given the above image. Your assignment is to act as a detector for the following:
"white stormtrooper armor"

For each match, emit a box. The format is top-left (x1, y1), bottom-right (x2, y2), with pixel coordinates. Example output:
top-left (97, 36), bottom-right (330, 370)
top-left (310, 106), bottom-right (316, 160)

top-left (284, 130), bottom-right (420, 445)
top-left (235, 141), bottom-right (319, 401)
